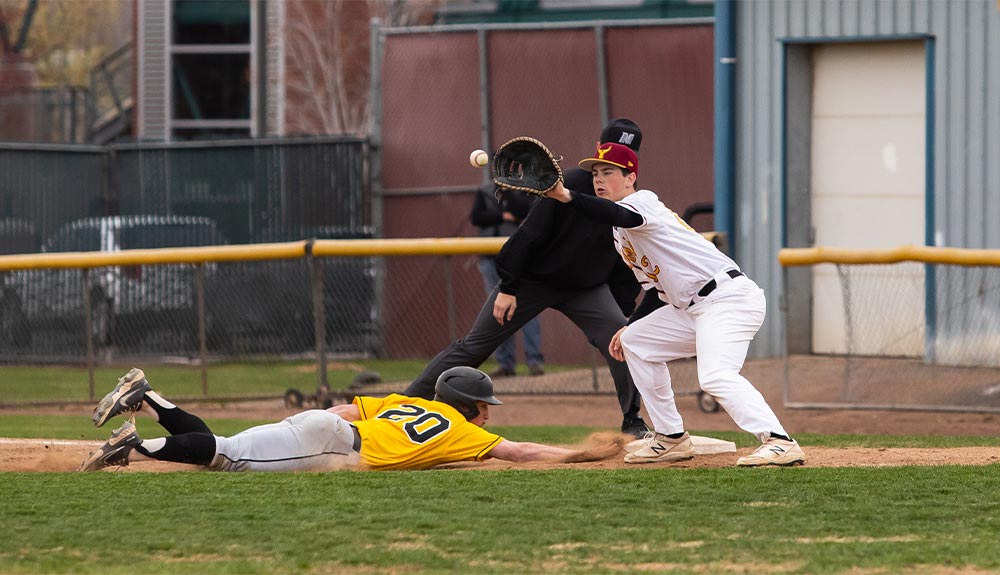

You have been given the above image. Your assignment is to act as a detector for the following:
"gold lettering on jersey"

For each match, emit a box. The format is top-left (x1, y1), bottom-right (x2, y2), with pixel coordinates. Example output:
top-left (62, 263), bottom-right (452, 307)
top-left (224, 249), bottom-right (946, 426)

top-left (642, 265), bottom-right (660, 283)
top-left (621, 244), bottom-right (637, 264)
top-left (619, 239), bottom-right (660, 283)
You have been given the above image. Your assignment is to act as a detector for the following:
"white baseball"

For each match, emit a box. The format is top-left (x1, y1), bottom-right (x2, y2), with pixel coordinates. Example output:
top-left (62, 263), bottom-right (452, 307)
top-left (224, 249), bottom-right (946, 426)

top-left (469, 149), bottom-right (489, 168)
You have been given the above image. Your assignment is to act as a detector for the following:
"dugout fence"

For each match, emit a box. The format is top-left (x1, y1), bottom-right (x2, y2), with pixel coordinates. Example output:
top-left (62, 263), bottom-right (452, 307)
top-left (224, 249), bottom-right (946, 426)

top-left (781, 245), bottom-right (1000, 413)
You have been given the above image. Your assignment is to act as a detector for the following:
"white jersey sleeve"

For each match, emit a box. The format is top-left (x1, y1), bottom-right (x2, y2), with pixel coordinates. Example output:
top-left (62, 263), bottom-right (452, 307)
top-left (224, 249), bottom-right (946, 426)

top-left (614, 190), bottom-right (740, 308)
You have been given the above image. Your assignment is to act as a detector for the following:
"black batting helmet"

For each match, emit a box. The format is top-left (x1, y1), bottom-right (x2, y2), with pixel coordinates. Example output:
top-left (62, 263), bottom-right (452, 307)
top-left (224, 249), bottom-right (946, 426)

top-left (434, 366), bottom-right (502, 421)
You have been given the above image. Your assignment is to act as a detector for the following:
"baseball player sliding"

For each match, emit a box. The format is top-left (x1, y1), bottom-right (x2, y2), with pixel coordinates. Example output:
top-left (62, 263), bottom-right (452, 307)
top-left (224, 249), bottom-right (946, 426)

top-left (79, 367), bottom-right (621, 472)
top-left (545, 142), bottom-right (805, 467)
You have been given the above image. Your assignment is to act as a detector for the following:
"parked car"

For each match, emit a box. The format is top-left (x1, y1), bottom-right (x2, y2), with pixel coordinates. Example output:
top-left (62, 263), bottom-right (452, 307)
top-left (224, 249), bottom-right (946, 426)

top-left (1, 215), bottom-right (227, 352)
top-left (0, 218), bottom-right (40, 255)
top-left (0, 219), bottom-right (38, 348)
top-left (205, 226), bottom-right (378, 355)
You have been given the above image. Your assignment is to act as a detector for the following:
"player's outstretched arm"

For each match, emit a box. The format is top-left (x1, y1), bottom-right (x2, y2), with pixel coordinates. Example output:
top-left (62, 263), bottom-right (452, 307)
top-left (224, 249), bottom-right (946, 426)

top-left (556, 189), bottom-right (644, 228)
top-left (488, 438), bottom-right (622, 464)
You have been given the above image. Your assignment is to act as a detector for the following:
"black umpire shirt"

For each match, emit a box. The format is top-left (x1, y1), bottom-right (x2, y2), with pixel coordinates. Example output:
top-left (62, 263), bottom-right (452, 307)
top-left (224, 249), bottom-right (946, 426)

top-left (494, 167), bottom-right (640, 316)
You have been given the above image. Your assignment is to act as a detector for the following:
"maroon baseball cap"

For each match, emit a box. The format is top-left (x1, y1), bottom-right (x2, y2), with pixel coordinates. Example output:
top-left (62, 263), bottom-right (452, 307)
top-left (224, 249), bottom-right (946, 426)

top-left (578, 143), bottom-right (639, 175)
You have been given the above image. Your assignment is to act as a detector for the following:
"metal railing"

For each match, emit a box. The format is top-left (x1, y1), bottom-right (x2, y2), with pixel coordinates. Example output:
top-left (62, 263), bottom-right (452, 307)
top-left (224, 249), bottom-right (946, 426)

top-left (86, 42), bottom-right (133, 144)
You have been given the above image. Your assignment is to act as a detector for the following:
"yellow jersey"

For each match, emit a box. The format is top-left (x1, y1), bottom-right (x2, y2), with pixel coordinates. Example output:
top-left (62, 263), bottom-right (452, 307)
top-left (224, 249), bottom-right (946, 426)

top-left (353, 394), bottom-right (503, 471)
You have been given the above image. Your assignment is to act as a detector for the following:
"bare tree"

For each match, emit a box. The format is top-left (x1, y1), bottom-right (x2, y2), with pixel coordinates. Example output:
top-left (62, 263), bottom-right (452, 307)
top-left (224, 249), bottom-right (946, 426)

top-left (283, 0), bottom-right (440, 136)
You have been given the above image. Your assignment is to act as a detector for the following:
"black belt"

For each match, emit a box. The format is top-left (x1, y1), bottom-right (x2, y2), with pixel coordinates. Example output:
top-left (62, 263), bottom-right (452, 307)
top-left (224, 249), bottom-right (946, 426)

top-left (350, 425), bottom-right (362, 453)
top-left (690, 270), bottom-right (743, 307)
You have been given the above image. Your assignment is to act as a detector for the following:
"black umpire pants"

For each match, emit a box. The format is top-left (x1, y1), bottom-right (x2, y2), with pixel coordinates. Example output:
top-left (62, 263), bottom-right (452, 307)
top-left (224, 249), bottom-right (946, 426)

top-left (404, 281), bottom-right (642, 420)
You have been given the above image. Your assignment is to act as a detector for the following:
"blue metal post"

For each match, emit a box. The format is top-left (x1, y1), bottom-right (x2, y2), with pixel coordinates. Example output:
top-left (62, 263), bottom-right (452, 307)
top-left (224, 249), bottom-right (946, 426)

top-left (714, 0), bottom-right (737, 253)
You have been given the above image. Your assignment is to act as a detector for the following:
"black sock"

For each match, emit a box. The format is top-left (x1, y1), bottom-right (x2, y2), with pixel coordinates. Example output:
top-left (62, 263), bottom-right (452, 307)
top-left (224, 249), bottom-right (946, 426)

top-left (143, 397), bottom-right (213, 435)
top-left (665, 432), bottom-right (686, 439)
top-left (770, 432), bottom-right (792, 441)
top-left (136, 433), bottom-right (216, 466)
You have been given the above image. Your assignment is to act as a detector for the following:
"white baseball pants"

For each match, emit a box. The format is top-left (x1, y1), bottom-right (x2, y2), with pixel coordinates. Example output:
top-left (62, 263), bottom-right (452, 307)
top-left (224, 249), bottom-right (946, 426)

top-left (619, 275), bottom-right (787, 443)
top-left (211, 409), bottom-right (361, 472)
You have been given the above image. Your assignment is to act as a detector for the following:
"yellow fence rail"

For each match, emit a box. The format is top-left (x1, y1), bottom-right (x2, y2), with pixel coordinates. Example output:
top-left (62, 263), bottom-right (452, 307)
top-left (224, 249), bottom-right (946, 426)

top-left (780, 245), bottom-right (1000, 267)
top-left (0, 238), bottom-right (510, 271)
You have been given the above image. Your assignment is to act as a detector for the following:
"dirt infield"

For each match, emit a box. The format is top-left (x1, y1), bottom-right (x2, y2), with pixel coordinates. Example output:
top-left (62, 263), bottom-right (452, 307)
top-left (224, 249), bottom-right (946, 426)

top-left (3, 435), bottom-right (999, 473)
top-left (3, 358), bottom-right (999, 472)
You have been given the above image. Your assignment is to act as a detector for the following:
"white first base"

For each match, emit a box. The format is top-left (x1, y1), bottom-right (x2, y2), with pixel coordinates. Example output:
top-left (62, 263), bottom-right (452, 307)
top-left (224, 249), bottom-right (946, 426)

top-left (689, 435), bottom-right (737, 455)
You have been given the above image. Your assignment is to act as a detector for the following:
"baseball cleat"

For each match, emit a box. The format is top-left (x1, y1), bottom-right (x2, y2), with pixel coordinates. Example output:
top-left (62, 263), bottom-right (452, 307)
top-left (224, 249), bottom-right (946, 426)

top-left (620, 415), bottom-right (650, 439)
top-left (78, 421), bottom-right (141, 471)
top-left (624, 431), bottom-right (656, 453)
top-left (92, 367), bottom-right (151, 428)
top-left (736, 438), bottom-right (805, 467)
top-left (624, 431), bottom-right (695, 464)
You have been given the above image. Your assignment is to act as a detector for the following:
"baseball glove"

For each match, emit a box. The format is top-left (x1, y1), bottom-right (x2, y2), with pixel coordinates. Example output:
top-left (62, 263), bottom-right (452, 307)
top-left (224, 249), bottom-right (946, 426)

top-left (492, 136), bottom-right (563, 196)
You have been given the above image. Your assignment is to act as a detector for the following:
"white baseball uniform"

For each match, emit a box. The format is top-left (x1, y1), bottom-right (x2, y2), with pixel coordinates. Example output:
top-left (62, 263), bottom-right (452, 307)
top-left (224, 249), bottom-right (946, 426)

top-left (614, 190), bottom-right (787, 442)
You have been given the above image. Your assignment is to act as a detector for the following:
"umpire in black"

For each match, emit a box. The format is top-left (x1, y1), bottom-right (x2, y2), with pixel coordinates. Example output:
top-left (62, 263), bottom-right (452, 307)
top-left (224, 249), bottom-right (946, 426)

top-left (405, 119), bottom-right (648, 437)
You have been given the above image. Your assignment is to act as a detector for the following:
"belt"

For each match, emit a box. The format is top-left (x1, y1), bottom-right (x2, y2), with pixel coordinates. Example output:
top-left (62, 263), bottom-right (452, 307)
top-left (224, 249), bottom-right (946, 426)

top-left (690, 269), bottom-right (743, 307)
top-left (350, 424), bottom-right (362, 453)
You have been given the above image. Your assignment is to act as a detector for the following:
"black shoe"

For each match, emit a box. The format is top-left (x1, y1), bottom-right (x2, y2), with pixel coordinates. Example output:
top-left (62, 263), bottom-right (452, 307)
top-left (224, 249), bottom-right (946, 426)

top-left (489, 367), bottom-right (516, 378)
top-left (621, 415), bottom-right (650, 439)
top-left (528, 365), bottom-right (545, 377)
top-left (92, 368), bottom-right (152, 428)
top-left (78, 421), bottom-right (142, 471)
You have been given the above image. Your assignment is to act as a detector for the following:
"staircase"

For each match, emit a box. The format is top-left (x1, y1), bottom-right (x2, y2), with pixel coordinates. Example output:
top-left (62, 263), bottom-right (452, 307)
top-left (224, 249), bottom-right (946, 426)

top-left (86, 42), bottom-right (133, 144)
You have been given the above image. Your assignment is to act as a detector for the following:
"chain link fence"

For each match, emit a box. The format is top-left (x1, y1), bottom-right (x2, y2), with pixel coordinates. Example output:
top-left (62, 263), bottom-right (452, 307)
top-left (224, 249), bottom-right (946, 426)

top-left (0, 238), bottom-right (719, 407)
top-left (783, 252), bottom-right (1000, 412)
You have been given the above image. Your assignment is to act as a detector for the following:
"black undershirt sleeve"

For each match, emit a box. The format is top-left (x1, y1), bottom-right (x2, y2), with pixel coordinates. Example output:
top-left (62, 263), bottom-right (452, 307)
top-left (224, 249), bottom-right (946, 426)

top-left (565, 190), bottom-right (644, 228)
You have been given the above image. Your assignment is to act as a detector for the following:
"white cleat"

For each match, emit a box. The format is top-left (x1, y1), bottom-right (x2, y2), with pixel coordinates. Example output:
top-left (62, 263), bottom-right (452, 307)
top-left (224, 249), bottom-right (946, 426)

top-left (624, 431), bottom-right (695, 464)
top-left (736, 438), bottom-right (806, 467)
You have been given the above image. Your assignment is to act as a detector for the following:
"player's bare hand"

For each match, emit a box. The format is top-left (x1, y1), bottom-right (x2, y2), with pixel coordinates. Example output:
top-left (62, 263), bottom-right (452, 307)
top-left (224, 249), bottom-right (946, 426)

top-left (544, 181), bottom-right (572, 203)
top-left (494, 293), bottom-right (517, 325)
top-left (560, 436), bottom-right (624, 463)
top-left (609, 326), bottom-right (627, 362)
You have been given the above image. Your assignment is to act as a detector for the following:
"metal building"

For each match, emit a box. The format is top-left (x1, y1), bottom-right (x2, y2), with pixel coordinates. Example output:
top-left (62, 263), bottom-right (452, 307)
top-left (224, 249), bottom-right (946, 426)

top-left (727, 0), bottom-right (1000, 357)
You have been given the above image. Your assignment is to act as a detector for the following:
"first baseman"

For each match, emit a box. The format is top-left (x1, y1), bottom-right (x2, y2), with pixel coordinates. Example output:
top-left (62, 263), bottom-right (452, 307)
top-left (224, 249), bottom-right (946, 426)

top-left (545, 143), bottom-right (805, 467)
top-left (80, 367), bottom-right (621, 472)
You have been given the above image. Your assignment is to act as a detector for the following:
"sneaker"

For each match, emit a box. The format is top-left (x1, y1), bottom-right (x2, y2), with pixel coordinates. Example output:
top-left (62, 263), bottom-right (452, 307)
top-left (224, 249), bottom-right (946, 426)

top-left (624, 431), bottom-right (695, 464)
top-left (620, 415), bottom-right (650, 439)
top-left (624, 431), bottom-right (656, 453)
top-left (736, 438), bottom-right (806, 467)
top-left (78, 421), bottom-right (141, 472)
top-left (528, 364), bottom-right (545, 377)
top-left (489, 367), bottom-right (516, 378)
top-left (92, 367), bottom-right (151, 428)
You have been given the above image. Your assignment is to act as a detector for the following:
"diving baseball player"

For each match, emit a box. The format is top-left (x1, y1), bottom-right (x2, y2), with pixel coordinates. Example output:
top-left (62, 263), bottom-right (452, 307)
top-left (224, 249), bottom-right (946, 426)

top-left (544, 143), bottom-right (805, 467)
top-left (80, 367), bottom-right (621, 472)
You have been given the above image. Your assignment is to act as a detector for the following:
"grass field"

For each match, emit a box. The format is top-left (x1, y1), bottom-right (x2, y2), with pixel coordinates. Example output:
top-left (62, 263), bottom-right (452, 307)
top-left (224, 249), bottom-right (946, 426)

top-left (0, 360), bottom-right (433, 404)
top-left (2, 454), bottom-right (999, 574)
top-left (2, 413), bottom-right (1000, 574)
top-left (3, 366), bottom-right (1000, 573)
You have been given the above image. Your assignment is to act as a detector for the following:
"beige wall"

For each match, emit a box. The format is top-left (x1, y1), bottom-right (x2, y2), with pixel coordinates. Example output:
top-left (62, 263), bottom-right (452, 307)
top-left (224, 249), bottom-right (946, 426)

top-left (810, 41), bottom-right (926, 356)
